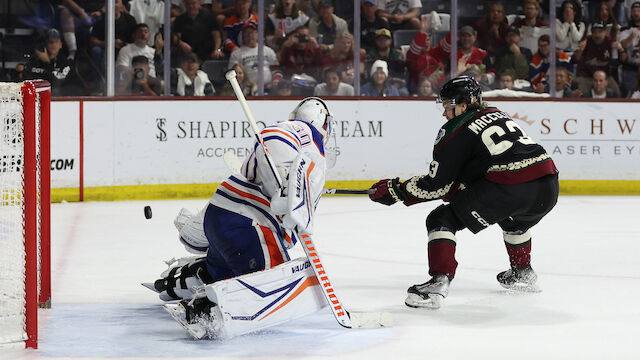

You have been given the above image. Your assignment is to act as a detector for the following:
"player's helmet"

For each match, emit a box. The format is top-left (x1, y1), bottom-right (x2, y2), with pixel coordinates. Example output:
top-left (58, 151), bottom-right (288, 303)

top-left (437, 76), bottom-right (482, 107)
top-left (289, 97), bottom-right (335, 145)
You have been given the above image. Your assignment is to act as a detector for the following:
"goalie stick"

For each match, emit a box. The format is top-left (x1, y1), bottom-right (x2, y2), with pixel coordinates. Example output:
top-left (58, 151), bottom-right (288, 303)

top-left (224, 70), bottom-right (390, 329)
top-left (222, 151), bottom-right (373, 196)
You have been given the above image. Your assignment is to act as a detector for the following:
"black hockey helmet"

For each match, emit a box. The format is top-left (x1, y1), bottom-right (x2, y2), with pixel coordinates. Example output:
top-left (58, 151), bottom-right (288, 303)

top-left (437, 76), bottom-right (482, 107)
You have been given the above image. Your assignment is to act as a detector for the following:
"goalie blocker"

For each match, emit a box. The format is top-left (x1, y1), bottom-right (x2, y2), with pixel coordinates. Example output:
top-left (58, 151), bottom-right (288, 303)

top-left (163, 257), bottom-right (326, 339)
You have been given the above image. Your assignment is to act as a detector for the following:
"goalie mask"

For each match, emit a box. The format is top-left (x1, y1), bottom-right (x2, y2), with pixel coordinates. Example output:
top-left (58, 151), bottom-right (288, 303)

top-left (289, 97), bottom-right (338, 167)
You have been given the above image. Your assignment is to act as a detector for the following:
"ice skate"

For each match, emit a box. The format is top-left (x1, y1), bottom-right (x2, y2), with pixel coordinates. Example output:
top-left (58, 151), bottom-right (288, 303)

top-left (405, 274), bottom-right (451, 309)
top-left (497, 264), bottom-right (541, 292)
top-left (141, 282), bottom-right (158, 293)
top-left (164, 297), bottom-right (224, 339)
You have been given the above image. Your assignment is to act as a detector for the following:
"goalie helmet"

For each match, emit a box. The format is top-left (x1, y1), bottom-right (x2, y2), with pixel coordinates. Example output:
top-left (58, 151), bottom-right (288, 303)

top-left (437, 76), bottom-right (482, 107)
top-left (289, 97), bottom-right (335, 145)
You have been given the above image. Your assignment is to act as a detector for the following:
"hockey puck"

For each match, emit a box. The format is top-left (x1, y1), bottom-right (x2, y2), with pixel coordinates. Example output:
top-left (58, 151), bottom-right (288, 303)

top-left (144, 206), bottom-right (152, 219)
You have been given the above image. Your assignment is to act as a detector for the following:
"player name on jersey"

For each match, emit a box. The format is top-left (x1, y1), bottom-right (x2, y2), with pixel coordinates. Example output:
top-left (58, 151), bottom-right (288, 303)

top-left (467, 111), bottom-right (510, 135)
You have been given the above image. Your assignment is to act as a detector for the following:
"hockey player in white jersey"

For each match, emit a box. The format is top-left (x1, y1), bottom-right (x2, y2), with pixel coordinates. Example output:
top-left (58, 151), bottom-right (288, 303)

top-left (147, 97), bottom-right (336, 339)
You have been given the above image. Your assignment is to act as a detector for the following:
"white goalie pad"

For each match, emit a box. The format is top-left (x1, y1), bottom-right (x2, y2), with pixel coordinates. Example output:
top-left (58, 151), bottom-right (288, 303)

top-left (202, 257), bottom-right (327, 339)
top-left (270, 151), bottom-right (325, 235)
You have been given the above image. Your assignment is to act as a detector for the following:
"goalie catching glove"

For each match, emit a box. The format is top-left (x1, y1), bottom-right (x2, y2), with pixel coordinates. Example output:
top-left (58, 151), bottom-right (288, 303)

top-left (270, 151), bottom-right (325, 235)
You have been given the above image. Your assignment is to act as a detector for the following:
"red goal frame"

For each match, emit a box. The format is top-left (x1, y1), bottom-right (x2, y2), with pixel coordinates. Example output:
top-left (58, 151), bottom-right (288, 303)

top-left (21, 80), bottom-right (51, 349)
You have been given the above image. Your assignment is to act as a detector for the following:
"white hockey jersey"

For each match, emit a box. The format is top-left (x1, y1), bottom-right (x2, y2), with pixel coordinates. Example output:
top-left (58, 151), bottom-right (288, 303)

top-left (209, 120), bottom-right (327, 250)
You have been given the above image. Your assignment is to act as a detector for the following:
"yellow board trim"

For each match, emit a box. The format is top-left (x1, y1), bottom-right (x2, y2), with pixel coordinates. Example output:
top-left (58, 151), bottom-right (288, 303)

top-left (51, 183), bottom-right (219, 202)
top-left (559, 180), bottom-right (640, 195)
top-left (50, 180), bottom-right (640, 203)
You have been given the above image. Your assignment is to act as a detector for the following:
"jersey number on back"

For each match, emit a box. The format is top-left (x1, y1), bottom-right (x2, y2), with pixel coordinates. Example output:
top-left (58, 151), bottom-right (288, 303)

top-left (481, 120), bottom-right (535, 156)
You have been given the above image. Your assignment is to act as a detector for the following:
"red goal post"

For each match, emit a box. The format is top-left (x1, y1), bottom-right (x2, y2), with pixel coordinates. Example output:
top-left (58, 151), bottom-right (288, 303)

top-left (0, 80), bottom-right (51, 349)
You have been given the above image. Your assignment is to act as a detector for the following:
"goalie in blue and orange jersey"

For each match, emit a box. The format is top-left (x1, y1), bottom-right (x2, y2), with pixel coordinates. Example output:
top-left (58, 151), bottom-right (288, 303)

top-left (145, 97), bottom-right (337, 339)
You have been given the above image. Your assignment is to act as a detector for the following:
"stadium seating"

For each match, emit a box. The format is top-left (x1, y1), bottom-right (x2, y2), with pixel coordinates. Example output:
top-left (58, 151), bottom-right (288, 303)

top-left (201, 59), bottom-right (229, 89)
top-left (393, 29), bottom-right (419, 48)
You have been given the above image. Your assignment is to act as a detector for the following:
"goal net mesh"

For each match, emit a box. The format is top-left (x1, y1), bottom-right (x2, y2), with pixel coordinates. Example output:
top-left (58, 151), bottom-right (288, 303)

top-left (0, 82), bottom-right (42, 345)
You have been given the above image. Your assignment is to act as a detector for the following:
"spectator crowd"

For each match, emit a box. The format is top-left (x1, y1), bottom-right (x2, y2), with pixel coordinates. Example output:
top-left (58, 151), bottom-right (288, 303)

top-left (2, 0), bottom-right (640, 99)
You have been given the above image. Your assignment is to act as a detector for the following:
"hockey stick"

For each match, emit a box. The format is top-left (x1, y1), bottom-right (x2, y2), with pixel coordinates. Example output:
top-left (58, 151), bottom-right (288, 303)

top-left (322, 188), bottom-right (373, 195)
top-left (224, 72), bottom-right (284, 189)
top-left (222, 151), bottom-right (373, 196)
top-left (224, 70), bottom-right (390, 329)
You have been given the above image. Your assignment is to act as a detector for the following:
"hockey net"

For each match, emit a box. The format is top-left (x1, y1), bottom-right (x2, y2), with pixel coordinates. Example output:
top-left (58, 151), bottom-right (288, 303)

top-left (0, 81), bottom-right (51, 349)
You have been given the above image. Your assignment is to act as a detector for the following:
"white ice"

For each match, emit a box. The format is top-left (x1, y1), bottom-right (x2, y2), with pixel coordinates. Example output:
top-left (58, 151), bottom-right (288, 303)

top-left (6, 195), bottom-right (640, 360)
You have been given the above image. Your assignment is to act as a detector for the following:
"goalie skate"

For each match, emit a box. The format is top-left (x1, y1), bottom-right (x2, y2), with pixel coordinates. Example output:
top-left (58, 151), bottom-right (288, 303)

top-left (496, 264), bottom-right (541, 293)
top-left (163, 298), bottom-right (224, 340)
top-left (404, 274), bottom-right (451, 309)
top-left (141, 282), bottom-right (158, 293)
top-left (164, 303), bottom-right (206, 339)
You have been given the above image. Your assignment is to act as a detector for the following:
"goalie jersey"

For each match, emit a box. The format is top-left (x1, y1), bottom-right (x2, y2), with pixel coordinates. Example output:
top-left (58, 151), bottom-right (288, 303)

top-left (403, 106), bottom-right (558, 202)
top-left (208, 120), bottom-right (327, 266)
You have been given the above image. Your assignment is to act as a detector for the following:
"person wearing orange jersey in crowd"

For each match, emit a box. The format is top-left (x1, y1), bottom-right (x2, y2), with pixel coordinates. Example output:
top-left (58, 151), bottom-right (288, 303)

top-left (529, 34), bottom-right (573, 87)
top-left (223, 0), bottom-right (259, 53)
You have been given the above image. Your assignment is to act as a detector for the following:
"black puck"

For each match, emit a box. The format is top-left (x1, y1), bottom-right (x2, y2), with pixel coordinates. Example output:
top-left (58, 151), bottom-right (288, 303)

top-left (144, 206), bottom-right (152, 219)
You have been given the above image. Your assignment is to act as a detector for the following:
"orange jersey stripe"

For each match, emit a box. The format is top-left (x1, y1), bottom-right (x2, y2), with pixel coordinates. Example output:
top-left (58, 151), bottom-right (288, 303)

top-left (284, 232), bottom-right (293, 247)
top-left (261, 128), bottom-right (301, 147)
top-left (306, 161), bottom-right (315, 215)
top-left (220, 182), bottom-right (270, 208)
top-left (259, 225), bottom-right (285, 268)
top-left (306, 161), bottom-right (315, 177)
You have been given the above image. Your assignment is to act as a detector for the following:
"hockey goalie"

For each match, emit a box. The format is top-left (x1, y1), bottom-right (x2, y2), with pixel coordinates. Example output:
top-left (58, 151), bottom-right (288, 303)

top-left (145, 97), bottom-right (337, 339)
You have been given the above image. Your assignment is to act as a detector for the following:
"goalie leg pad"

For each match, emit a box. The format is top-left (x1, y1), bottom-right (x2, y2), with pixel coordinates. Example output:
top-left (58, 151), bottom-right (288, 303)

top-left (197, 257), bottom-right (327, 339)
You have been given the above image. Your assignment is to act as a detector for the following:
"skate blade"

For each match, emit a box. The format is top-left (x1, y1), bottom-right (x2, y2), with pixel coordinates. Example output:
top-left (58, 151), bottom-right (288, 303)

top-left (404, 293), bottom-right (443, 309)
top-left (163, 304), bottom-right (207, 339)
top-left (499, 282), bottom-right (542, 293)
top-left (141, 282), bottom-right (159, 293)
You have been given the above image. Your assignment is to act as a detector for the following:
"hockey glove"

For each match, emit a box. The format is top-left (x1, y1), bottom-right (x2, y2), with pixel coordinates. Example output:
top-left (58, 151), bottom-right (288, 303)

top-left (271, 192), bottom-right (307, 235)
top-left (270, 152), bottom-right (323, 235)
top-left (369, 178), bottom-right (406, 206)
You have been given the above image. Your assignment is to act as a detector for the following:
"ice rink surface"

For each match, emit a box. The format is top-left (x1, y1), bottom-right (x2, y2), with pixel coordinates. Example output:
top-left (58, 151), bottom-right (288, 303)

top-left (6, 195), bottom-right (640, 360)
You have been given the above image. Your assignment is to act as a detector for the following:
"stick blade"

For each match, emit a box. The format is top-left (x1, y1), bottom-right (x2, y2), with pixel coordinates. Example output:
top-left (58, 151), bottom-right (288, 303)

top-left (349, 312), bottom-right (393, 328)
